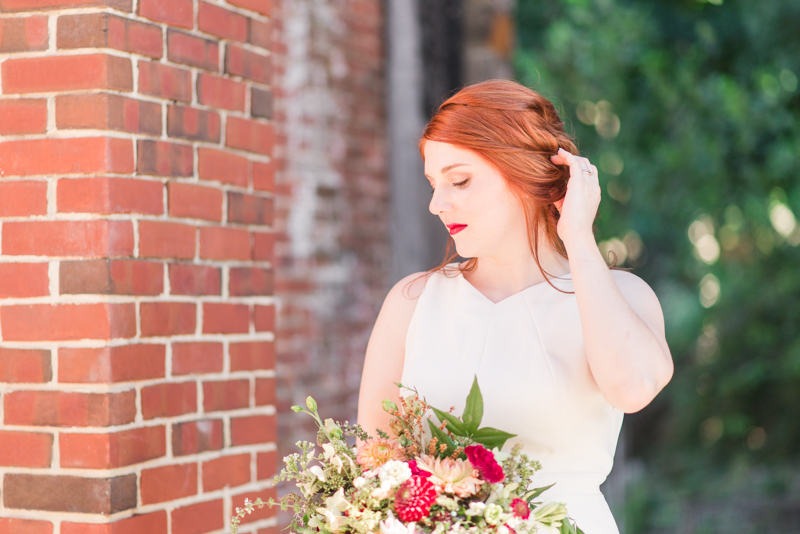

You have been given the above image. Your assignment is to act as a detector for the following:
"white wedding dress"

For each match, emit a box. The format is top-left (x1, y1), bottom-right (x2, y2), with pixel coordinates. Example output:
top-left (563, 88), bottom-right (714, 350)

top-left (400, 263), bottom-right (623, 534)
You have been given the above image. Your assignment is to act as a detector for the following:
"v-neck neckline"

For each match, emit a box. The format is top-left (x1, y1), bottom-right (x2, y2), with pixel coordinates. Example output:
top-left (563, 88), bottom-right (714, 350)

top-left (455, 267), bottom-right (572, 306)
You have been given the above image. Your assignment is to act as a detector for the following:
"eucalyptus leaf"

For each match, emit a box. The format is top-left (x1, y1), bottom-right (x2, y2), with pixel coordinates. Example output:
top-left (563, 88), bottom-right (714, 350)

top-left (462, 376), bottom-right (484, 434)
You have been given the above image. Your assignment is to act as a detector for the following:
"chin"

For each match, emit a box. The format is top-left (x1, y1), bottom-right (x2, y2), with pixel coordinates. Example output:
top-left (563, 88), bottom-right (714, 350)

top-left (452, 240), bottom-right (477, 259)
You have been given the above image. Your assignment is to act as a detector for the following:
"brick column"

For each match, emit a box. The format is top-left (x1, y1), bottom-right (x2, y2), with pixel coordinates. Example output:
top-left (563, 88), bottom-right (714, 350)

top-left (0, 1), bottom-right (276, 532)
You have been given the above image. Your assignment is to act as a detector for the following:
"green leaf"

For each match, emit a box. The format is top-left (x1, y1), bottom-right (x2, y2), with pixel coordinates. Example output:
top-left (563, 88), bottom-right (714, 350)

top-left (430, 406), bottom-right (468, 436)
top-left (525, 483), bottom-right (555, 502)
top-left (462, 376), bottom-right (484, 434)
top-left (470, 426), bottom-right (517, 450)
top-left (427, 418), bottom-right (457, 458)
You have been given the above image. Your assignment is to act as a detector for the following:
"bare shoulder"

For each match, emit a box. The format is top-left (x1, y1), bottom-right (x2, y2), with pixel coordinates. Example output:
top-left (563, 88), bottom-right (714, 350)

top-left (384, 270), bottom-right (434, 317)
top-left (609, 269), bottom-right (665, 330)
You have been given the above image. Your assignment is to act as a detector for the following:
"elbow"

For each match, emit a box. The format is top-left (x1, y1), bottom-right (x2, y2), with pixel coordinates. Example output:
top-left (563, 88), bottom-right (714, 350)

top-left (613, 362), bottom-right (674, 414)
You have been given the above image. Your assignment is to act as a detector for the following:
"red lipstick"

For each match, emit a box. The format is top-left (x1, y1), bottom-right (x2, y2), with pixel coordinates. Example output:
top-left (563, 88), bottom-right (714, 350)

top-left (447, 224), bottom-right (467, 235)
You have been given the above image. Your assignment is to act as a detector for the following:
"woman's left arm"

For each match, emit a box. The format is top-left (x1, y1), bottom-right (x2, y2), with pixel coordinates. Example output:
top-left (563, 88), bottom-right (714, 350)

top-left (551, 148), bottom-right (674, 414)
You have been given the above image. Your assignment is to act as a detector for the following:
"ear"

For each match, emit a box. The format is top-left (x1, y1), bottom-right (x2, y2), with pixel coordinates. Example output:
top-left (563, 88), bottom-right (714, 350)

top-left (554, 198), bottom-right (564, 213)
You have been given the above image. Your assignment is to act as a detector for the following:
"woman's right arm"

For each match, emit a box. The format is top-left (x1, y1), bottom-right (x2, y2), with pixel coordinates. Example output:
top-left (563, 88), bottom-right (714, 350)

top-left (357, 271), bottom-right (429, 438)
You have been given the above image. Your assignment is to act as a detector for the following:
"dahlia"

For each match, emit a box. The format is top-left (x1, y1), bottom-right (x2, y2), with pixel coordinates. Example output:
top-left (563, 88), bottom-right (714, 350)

top-left (393, 475), bottom-right (437, 522)
top-left (510, 498), bottom-right (530, 519)
top-left (356, 438), bottom-right (406, 469)
top-left (414, 454), bottom-right (484, 497)
top-left (464, 445), bottom-right (505, 484)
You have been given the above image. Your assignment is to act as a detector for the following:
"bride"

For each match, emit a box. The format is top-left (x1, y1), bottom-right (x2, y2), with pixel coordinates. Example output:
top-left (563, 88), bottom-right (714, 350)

top-left (357, 79), bottom-right (673, 533)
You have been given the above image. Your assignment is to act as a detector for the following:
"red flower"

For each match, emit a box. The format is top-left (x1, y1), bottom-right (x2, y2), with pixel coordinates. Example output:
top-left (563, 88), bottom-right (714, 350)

top-left (408, 459), bottom-right (432, 478)
top-left (464, 445), bottom-right (505, 484)
top-left (511, 498), bottom-right (530, 519)
top-left (394, 475), bottom-right (437, 522)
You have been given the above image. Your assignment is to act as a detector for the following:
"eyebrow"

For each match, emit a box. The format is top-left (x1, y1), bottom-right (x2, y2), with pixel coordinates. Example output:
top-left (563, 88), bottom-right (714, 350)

top-left (424, 163), bottom-right (471, 179)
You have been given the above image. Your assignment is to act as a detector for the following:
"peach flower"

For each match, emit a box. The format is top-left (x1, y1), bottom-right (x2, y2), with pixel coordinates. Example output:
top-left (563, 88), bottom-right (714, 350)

top-left (414, 454), bottom-right (484, 497)
top-left (356, 438), bottom-right (406, 469)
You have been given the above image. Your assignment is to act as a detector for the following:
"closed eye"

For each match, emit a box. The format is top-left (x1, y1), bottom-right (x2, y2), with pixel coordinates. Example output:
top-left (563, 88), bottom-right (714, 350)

top-left (429, 178), bottom-right (470, 195)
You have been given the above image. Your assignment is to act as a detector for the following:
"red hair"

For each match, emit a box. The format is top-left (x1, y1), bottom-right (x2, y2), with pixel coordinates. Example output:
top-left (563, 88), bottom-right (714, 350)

top-left (416, 79), bottom-right (584, 290)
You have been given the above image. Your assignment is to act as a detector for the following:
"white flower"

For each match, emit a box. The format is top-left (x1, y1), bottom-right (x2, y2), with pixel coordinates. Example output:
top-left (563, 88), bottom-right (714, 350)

top-left (371, 480), bottom-right (394, 499)
top-left (466, 502), bottom-right (486, 516)
top-left (483, 503), bottom-right (506, 525)
top-left (379, 511), bottom-right (415, 534)
top-left (378, 460), bottom-right (412, 487)
top-left (309, 465), bottom-right (327, 482)
top-left (324, 488), bottom-right (349, 514)
top-left (435, 495), bottom-right (458, 511)
top-left (353, 476), bottom-right (367, 489)
top-left (497, 526), bottom-right (509, 534)
top-left (528, 521), bottom-right (559, 534)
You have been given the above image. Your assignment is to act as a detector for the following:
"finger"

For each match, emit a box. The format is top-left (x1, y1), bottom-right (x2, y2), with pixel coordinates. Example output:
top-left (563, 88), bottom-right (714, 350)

top-left (557, 148), bottom-right (587, 180)
top-left (550, 154), bottom-right (567, 165)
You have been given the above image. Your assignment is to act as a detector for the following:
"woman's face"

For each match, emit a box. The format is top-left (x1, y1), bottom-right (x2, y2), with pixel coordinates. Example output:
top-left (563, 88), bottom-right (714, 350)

top-left (424, 141), bottom-right (528, 260)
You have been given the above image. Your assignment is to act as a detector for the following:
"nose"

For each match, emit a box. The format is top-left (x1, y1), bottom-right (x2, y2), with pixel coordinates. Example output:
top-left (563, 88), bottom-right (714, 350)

top-left (428, 186), bottom-right (453, 216)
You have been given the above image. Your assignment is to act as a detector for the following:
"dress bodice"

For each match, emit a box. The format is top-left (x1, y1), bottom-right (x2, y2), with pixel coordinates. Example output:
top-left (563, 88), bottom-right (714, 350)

top-left (400, 263), bottom-right (623, 534)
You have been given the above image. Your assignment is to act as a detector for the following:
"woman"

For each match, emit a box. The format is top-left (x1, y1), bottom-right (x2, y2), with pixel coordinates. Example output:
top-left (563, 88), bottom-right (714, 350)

top-left (357, 80), bottom-right (673, 533)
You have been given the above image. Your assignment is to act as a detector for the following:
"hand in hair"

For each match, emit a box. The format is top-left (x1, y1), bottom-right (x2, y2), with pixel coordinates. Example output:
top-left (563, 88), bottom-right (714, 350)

top-left (549, 147), bottom-right (601, 248)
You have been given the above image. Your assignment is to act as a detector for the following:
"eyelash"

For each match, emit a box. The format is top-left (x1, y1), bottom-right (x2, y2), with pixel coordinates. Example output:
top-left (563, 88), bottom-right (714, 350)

top-left (430, 178), bottom-right (469, 195)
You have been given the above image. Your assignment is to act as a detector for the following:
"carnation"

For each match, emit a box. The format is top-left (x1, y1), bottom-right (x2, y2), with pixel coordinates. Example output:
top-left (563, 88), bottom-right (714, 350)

top-left (464, 445), bottom-right (505, 484)
top-left (394, 475), bottom-right (437, 522)
top-left (408, 459), bottom-right (432, 478)
top-left (357, 438), bottom-right (406, 469)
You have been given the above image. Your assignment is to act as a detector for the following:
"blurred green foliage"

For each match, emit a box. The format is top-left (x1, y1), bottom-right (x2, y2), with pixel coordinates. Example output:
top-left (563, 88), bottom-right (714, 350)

top-left (515, 0), bottom-right (800, 530)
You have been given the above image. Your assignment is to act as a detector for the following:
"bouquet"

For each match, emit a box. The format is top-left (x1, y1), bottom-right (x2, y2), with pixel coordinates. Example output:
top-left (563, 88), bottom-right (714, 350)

top-left (232, 377), bottom-right (583, 534)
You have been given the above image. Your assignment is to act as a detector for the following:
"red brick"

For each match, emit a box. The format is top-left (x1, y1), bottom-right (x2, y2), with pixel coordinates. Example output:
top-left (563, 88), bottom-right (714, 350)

top-left (63, 511), bottom-right (167, 534)
top-left (167, 105), bottom-right (221, 142)
top-left (4, 473), bottom-right (137, 514)
top-left (172, 499), bottom-right (224, 534)
top-left (0, 347), bottom-right (51, 382)
top-left (227, 0), bottom-right (271, 17)
top-left (0, 431), bottom-right (52, 467)
top-left (4, 390), bottom-right (136, 427)
top-left (199, 226), bottom-right (251, 260)
top-left (138, 0), bottom-right (193, 28)
top-left (203, 379), bottom-right (249, 412)
top-left (172, 342), bottom-right (223, 375)
top-left (2, 220), bottom-right (133, 257)
top-left (203, 303), bottom-right (249, 334)
top-left (0, 181), bottom-right (45, 216)
top-left (198, 73), bottom-right (246, 112)
top-left (0, 518), bottom-right (53, 534)
top-left (2, 54), bottom-right (132, 93)
top-left (0, 303), bottom-right (136, 341)
top-left (230, 341), bottom-right (274, 371)
top-left (255, 377), bottom-right (275, 406)
top-left (254, 304), bottom-right (275, 332)
top-left (0, 16), bottom-right (48, 52)
top-left (199, 1), bottom-right (248, 41)
top-left (226, 117), bottom-right (273, 155)
top-left (172, 419), bottom-right (223, 456)
top-left (139, 220), bottom-right (196, 259)
top-left (58, 12), bottom-right (162, 58)
top-left (56, 94), bottom-right (161, 135)
top-left (230, 267), bottom-right (273, 296)
top-left (248, 18), bottom-right (270, 49)
top-left (252, 232), bottom-right (274, 261)
top-left (142, 382), bottom-right (197, 419)
top-left (0, 98), bottom-right (47, 134)
top-left (60, 259), bottom-right (163, 295)
top-left (225, 43), bottom-right (270, 84)
top-left (0, 262), bottom-right (49, 299)
top-left (228, 192), bottom-right (273, 225)
top-left (231, 414), bottom-right (275, 446)
top-left (202, 454), bottom-right (250, 491)
top-left (140, 302), bottom-right (197, 336)
top-left (138, 60), bottom-right (192, 102)
top-left (58, 344), bottom-right (165, 383)
top-left (167, 30), bottom-right (219, 71)
top-left (0, 0), bottom-right (132, 11)
top-left (57, 177), bottom-right (164, 215)
top-left (137, 139), bottom-right (194, 177)
top-left (257, 450), bottom-right (277, 480)
top-left (141, 463), bottom-right (198, 504)
top-left (198, 147), bottom-right (249, 186)
top-left (231, 487), bottom-right (277, 525)
top-left (167, 182), bottom-right (223, 222)
top-left (251, 87), bottom-right (273, 119)
top-left (169, 264), bottom-right (221, 296)
top-left (0, 137), bottom-right (133, 176)
top-left (60, 425), bottom-right (165, 468)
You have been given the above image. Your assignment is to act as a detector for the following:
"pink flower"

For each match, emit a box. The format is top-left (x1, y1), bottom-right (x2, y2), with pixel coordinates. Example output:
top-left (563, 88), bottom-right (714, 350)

top-left (465, 445), bottom-right (505, 484)
top-left (414, 454), bottom-right (484, 497)
top-left (356, 439), bottom-right (406, 469)
top-left (511, 498), bottom-right (530, 519)
top-left (407, 460), bottom-right (431, 479)
top-left (394, 475), bottom-right (437, 522)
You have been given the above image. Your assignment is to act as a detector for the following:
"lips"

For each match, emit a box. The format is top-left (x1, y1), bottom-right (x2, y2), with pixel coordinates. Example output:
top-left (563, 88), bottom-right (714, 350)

top-left (446, 224), bottom-right (467, 236)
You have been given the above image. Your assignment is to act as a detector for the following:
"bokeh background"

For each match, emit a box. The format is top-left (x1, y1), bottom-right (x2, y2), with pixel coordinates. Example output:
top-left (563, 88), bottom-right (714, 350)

top-left (275, 0), bottom-right (800, 533)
